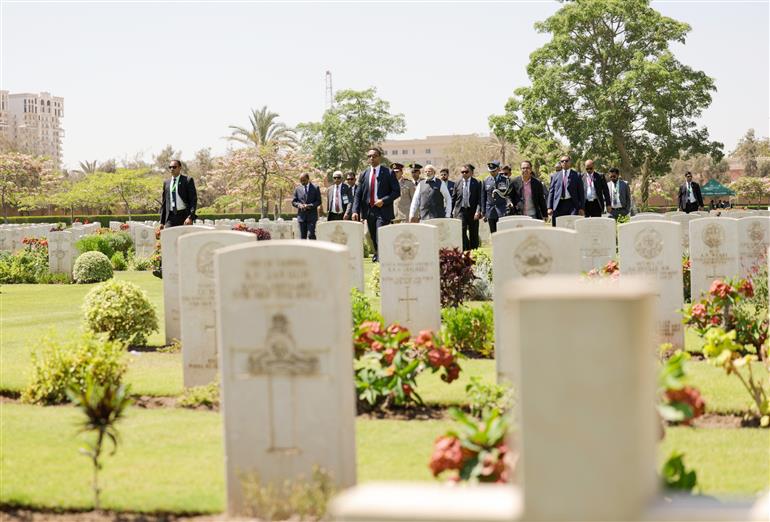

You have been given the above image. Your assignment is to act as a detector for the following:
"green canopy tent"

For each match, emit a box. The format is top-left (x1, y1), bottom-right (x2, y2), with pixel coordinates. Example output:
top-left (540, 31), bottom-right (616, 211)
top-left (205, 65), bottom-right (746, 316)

top-left (700, 179), bottom-right (735, 197)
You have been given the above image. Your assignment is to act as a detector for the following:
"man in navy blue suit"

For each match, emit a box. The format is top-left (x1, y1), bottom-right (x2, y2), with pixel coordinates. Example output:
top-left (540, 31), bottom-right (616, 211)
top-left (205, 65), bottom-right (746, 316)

top-left (547, 155), bottom-right (585, 226)
top-left (292, 173), bottom-right (322, 239)
top-left (480, 161), bottom-right (513, 234)
top-left (351, 147), bottom-right (400, 262)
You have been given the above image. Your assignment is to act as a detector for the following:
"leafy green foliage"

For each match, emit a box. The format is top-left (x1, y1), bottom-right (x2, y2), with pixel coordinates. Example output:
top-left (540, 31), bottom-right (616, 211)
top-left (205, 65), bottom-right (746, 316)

top-left (367, 262), bottom-right (380, 297)
top-left (439, 248), bottom-right (477, 308)
top-left (657, 350), bottom-right (705, 425)
top-left (127, 253), bottom-right (153, 271)
top-left (110, 251), bottom-right (127, 271)
top-left (429, 408), bottom-right (511, 483)
top-left (661, 451), bottom-right (698, 492)
top-left (469, 249), bottom-right (493, 301)
top-left (83, 279), bottom-right (159, 346)
top-left (351, 288), bottom-right (382, 328)
top-left (0, 239), bottom-right (50, 283)
top-left (73, 251), bottom-right (113, 284)
top-left (68, 376), bottom-right (132, 510)
top-left (465, 376), bottom-right (514, 418)
top-left (240, 466), bottom-right (335, 521)
top-left (23, 332), bottom-right (127, 405)
top-left (441, 304), bottom-right (494, 358)
top-left (76, 232), bottom-right (133, 260)
top-left (178, 381), bottom-right (219, 410)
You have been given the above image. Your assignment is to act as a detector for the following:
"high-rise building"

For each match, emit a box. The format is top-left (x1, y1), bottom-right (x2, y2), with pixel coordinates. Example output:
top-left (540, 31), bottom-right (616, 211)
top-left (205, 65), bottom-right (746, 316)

top-left (1, 90), bottom-right (65, 167)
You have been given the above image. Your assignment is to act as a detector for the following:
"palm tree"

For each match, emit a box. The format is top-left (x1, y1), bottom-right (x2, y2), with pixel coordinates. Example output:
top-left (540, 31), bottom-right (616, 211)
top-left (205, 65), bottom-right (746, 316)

top-left (78, 160), bottom-right (98, 175)
top-left (226, 106), bottom-right (296, 149)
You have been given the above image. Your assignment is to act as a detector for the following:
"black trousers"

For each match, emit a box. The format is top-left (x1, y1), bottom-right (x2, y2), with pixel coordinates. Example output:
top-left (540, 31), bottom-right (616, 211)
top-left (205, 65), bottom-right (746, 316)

top-left (487, 217), bottom-right (498, 234)
top-left (165, 209), bottom-right (190, 227)
top-left (327, 212), bottom-right (344, 221)
top-left (459, 208), bottom-right (480, 250)
top-left (551, 199), bottom-right (578, 226)
top-left (584, 199), bottom-right (603, 217)
top-left (684, 202), bottom-right (699, 213)
top-left (610, 208), bottom-right (628, 220)
top-left (366, 211), bottom-right (390, 258)
top-left (299, 220), bottom-right (317, 240)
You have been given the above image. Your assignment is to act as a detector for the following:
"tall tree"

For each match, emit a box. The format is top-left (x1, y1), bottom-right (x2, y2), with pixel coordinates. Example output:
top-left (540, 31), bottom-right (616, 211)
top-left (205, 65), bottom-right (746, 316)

top-left (188, 147), bottom-right (217, 207)
top-left (490, 0), bottom-right (722, 205)
top-left (153, 145), bottom-right (181, 173)
top-left (730, 129), bottom-right (770, 177)
top-left (0, 152), bottom-right (55, 221)
top-left (77, 160), bottom-right (99, 176)
top-left (227, 106), bottom-right (296, 149)
top-left (298, 88), bottom-right (406, 173)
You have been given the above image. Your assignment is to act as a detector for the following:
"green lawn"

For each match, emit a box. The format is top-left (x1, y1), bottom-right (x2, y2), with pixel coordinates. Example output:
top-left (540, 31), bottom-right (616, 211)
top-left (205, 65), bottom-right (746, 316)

top-left (2, 403), bottom-right (767, 513)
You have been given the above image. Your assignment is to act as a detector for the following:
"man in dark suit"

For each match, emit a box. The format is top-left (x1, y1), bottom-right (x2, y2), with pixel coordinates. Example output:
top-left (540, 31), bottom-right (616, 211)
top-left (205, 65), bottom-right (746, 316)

top-left (547, 155), bottom-right (585, 226)
top-left (510, 160), bottom-right (547, 219)
top-left (160, 159), bottom-right (197, 228)
top-left (452, 164), bottom-right (482, 250)
top-left (480, 161), bottom-right (512, 234)
top-left (292, 173), bottom-right (322, 239)
top-left (607, 168), bottom-right (631, 219)
top-left (351, 147), bottom-right (400, 261)
top-left (678, 171), bottom-right (704, 213)
top-left (582, 159), bottom-right (611, 217)
top-left (343, 172), bottom-right (357, 220)
top-left (326, 170), bottom-right (352, 221)
top-left (440, 168), bottom-right (456, 216)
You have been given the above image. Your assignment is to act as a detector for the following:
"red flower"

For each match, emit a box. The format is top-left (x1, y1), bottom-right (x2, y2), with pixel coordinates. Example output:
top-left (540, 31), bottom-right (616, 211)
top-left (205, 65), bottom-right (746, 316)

top-left (739, 279), bottom-right (754, 298)
top-left (415, 330), bottom-right (434, 345)
top-left (387, 324), bottom-right (408, 335)
top-left (710, 316), bottom-right (721, 325)
top-left (442, 362), bottom-right (461, 383)
top-left (371, 341), bottom-right (384, 352)
top-left (665, 386), bottom-right (705, 425)
top-left (603, 260), bottom-right (619, 274)
top-left (691, 304), bottom-right (707, 320)
top-left (383, 348), bottom-right (396, 364)
top-left (709, 280), bottom-right (733, 299)
top-left (402, 383), bottom-right (412, 397)
top-left (429, 436), bottom-right (465, 476)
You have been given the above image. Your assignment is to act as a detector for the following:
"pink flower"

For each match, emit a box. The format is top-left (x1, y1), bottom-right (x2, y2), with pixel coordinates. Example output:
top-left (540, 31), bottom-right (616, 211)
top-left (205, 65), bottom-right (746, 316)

top-left (429, 436), bottom-right (465, 476)
top-left (739, 279), bottom-right (754, 298)
top-left (383, 348), bottom-right (396, 364)
top-left (691, 304), bottom-right (707, 320)
top-left (709, 280), bottom-right (732, 299)
top-left (665, 386), bottom-right (706, 425)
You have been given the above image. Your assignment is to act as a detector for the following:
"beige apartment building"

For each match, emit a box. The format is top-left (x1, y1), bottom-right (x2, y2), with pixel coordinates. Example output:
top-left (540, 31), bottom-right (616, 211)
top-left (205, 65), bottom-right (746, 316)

top-left (380, 134), bottom-right (487, 169)
top-left (0, 90), bottom-right (64, 167)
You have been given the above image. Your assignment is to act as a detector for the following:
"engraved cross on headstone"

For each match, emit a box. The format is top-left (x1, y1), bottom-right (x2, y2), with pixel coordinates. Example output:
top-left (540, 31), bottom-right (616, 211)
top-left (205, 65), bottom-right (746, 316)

top-left (398, 285), bottom-right (418, 323)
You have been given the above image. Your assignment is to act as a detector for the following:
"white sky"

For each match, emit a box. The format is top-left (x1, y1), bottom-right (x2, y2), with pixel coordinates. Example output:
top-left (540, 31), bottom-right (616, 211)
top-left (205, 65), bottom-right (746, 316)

top-left (2, 0), bottom-right (768, 170)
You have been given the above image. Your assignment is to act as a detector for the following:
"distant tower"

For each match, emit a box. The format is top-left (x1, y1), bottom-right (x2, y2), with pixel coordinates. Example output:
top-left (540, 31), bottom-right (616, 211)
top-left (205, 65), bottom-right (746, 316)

top-left (324, 70), bottom-right (334, 111)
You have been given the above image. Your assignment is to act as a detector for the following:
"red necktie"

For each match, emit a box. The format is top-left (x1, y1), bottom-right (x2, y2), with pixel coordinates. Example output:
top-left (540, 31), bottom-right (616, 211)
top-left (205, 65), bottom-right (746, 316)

top-left (369, 167), bottom-right (376, 206)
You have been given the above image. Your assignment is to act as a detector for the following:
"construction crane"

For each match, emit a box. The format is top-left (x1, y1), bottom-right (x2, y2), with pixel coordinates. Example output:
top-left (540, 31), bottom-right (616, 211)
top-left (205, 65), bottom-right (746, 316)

top-left (325, 70), bottom-right (334, 111)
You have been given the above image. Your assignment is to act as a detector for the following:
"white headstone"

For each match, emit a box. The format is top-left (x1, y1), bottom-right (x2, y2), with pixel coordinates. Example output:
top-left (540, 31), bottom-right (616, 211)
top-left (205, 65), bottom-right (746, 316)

top-left (497, 219), bottom-right (547, 232)
top-left (379, 224), bottom-right (441, 333)
top-left (574, 217), bottom-right (616, 272)
top-left (619, 221), bottom-right (684, 349)
top-left (214, 241), bottom-right (356, 517)
top-left (133, 224), bottom-right (156, 259)
top-left (109, 221), bottom-right (122, 232)
top-left (554, 215), bottom-right (583, 229)
top-left (499, 215), bottom-right (533, 222)
top-left (317, 221), bottom-right (365, 292)
top-left (738, 217), bottom-right (770, 278)
top-left (666, 213), bottom-right (696, 252)
top-left (160, 225), bottom-right (214, 344)
top-left (178, 231), bottom-right (255, 387)
top-left (48, 230), bottom-right (74, 277)
top-left (689, 218), bottom-right (740, 301)
top-left (424, 218), bottom-right (462, 250)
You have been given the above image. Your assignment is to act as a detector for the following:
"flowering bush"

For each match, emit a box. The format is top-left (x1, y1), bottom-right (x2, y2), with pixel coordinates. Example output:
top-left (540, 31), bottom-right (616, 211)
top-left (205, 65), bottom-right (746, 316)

top-left (353, 321), bottom-right (461, 410)
top-left (682, 256), bottom-right (691, 303)
top-left (429, 408), bottom-right (512, 483)
top-left (439, 248), bottom-right (477, 308)
top-left (120, 223), bottom-right (130, 231)
top-left (22, 236), bottom-right (48, 250)
top-left (0, 240), bottom-right (50, 284)
top-left (657, 350), bottom-right (705, 426)
top-left (50, 223), bottom-right (65, 232)
top-left (351, 288), bottom-right (381, 328)
top-left (682, 277), bottom-right (768, 358)
top-left (586, 259), bottom-right (620, 279)
top-left (232, 223), bottom-right (271, 240)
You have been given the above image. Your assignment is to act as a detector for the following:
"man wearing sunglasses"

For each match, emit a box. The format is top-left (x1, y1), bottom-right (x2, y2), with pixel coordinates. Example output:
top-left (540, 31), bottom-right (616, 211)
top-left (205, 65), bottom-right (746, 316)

top-left (351, 147), bottom-right (400, 262)
top-left (547, 155), bottom-right (585, 226)
top-left (326, 170), bottom-right (352, 221)
top-left (160, 159), bottom-right (197, 228)
top-left (451, 164), bottom-right (482, 250)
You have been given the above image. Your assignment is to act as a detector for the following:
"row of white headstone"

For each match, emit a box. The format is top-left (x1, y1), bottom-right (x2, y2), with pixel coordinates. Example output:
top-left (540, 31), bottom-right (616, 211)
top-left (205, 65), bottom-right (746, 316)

top-left (158, 232), bottom-right (768, 520)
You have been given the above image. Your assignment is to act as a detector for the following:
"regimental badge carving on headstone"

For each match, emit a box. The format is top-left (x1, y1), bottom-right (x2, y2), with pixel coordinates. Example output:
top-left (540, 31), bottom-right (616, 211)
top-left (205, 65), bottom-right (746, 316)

top-left (748, 221), bottom-right (765, 244)
top-left (514, 235), bottom-right (553, 277)
top-left (330, 224), bottom-right (348, 245)
top-left (140, 229), bottom-right (150, 240)
top-left (702, 223), bottom-right (724, 249)
top-left (247, 313), bottom-right (319, 377)
top-left (634, 227), bottom-right (663, 260)
top-left (196, 241), bottom-right (224, 279)
top-left (394, 231), bottom-right (419, 261)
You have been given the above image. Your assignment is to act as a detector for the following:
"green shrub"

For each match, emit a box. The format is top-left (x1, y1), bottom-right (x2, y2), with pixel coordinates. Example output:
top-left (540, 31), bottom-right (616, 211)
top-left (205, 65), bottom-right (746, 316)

top-left (76, 235), bottom-right (116, 258)
top-left (73, 251), bottom-right (114, 283)
top-left (0, 248), bottom-right (49, 284)
top-left (83, 279), bottom-right (159, 345)
top-left (367, 263), bottom-right (380, 297)
top-left (36, 272), bottom-right (71, 284)
top-left (127, 252), bottom-right (153, 271)
top-left (110, 251), bottom-right (127, 271)
top-left (22, 332), bottom-right (127, 405)
top-left (351, 288), bottom-right (381, 328)
top-left (441, 303), bottom-right (494, 358)
top-left (470, 250), bottom-right (493, 301)
top-left (465, 376), bottom-right (514, 418)
top-left (178, 381), bottom-right (219, 409)
top-left (104, 231), bottom-right (133, 255)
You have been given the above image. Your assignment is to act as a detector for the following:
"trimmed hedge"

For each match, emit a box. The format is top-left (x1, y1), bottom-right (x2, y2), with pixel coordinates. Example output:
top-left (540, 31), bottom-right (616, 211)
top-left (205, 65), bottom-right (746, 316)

top-left (3, 213), bottom-right (298, 226)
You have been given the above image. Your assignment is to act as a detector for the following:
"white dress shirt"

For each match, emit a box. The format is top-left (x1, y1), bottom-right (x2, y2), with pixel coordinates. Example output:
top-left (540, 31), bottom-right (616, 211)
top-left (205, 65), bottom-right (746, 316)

top-left (409, 177), bottom-right (452, 220)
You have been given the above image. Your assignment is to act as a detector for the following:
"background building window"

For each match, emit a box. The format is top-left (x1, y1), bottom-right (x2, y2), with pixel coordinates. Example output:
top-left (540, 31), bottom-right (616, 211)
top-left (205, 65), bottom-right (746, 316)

top-left (425, 148), bottom-right (431, 154)
top-left (402, 149), bottom-right (408, 155)
top-left (392, 150), bottom-right (398, 155)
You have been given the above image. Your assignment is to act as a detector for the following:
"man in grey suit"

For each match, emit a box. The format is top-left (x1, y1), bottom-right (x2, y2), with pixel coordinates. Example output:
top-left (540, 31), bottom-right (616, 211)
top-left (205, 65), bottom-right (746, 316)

top-left (326, 170), bottom-right (352, 221)
top-left (607, 168), bottom-right (631, 220)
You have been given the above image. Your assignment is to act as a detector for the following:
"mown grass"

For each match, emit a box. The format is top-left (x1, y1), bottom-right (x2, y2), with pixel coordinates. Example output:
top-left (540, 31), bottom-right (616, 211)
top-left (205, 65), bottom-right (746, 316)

top-left (2, 403), bottom-right (767, 513)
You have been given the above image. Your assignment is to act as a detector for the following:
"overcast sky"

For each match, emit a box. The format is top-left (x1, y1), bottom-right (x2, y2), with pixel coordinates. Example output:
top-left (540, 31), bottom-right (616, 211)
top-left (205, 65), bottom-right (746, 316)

top-left (2, 0), bottom-right (768, 169)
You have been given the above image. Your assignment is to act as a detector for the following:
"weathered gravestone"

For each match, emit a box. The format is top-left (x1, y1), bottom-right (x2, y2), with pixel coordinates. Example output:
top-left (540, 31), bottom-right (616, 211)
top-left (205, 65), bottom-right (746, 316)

top-left (492, 228), bottom-right (580, 382)
top-left (133, 224), bottom-right (156, 259)
top-left (478, 222), bottom-right (491, 245)
top-left (505, 276), bottom-right (657, 521)
top-left (109, 221), bottom-right (122, 231)
top-left (160, 225), bottom-right (214, 344)
top-left (48, 230), bottom-right (74, 277)
top-left (554, 215), bottom-right (583, 229)
top-left (496, 218), bottom-right (547, 232)
top-left (424, 218), bottom-right (462, 250)
top-left (379, 224), bottom-right (441, 333)
top-left (317, 220), bottom-right (365, 291)
top-left (574, 217), bottom-right (616, 272)
top-left (619, 221), bottom-right (684, 349)
top-left (666, 213), bottom-right (696, 252)
top-left (214, 241), bottom-right (356, 517)
top-left (689, 218), bottom-right (739, 301)
top-left (498, 215), bottom-right (533, 222)
top-left (631, 213), bottom-right (663, 221)
top-left (178, 230), bottom-right (255, 387)
top-left (270, 221), bottom-right (294, 240)
top-left (738, 217), bottom-right (770, 279)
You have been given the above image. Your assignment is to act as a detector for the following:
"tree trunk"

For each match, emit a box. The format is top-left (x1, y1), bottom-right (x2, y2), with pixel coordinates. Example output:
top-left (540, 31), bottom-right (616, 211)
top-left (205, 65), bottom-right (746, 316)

top-left (612, 132), bottom-right (634, 179)
top-left (640, 156), bottom-right (651, 209)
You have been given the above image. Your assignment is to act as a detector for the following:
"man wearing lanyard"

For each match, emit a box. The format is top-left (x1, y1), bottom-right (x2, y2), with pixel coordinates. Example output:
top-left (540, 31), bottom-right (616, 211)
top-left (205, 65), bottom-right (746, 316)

top-left (582, 159), bottom-right (610, 217)
top-left (451, 164), bottom-right (482, 250)
top-left (547, 155), bottom-right (585, 226)
top-left (326, 170), bottom-right (352, 221)
top-left (160, 159), bottom-right (197, 229)
top-left (607, 168), bottom-right (631, 220)
top-left (678, 171), bottom-right (704, 213)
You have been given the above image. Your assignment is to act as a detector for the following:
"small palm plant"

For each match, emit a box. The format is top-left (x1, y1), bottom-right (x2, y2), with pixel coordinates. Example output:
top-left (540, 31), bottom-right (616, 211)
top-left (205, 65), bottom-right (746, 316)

top-left (68, 377), bottom-right (132, 511)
